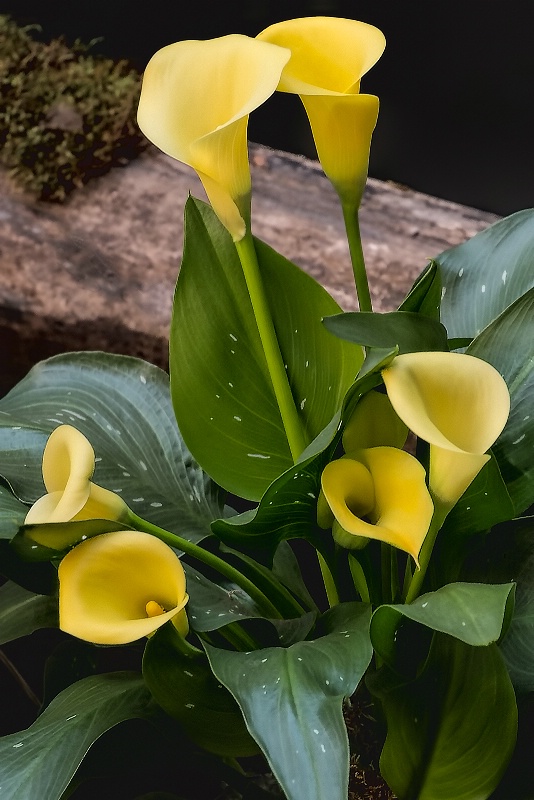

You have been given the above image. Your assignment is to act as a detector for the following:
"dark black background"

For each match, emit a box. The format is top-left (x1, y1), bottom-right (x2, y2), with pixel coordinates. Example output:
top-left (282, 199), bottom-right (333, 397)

top-left (3, 0), bottom-right (533, 215)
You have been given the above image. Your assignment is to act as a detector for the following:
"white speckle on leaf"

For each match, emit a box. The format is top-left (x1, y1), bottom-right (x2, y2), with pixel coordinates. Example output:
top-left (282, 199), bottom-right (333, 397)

top-left (185, 703), bottom-right (195, 709)
top-left (12, 743), bottom-right (23, 748)
top-left (184, 670), bottom-right (194, 677)
top-left (320, 744), bottom-right (326, 753)
top-left (122, 472), bottom-right (130, 477)
top-left (481, 284), bottom-right (486, 293)
top-left (215, 394), bottom-right (220, 399)
top-left (150, 502), bottom-right (163, 508)
top-left (228, 382), bottom-right (234, 388)
top-left (513, 434), bottom-right (525, 445)
top-left (441, 287), bottom-right (447, 299)
top-left (305, 360), bottom-right (309, 368)
top-left (458, 268), bottom-right (464, 277)
top-left (95, 457), bottom-right (102, 463)
top-left (261, 658), bottom-right (268, 663)
top-left (461, 621), bottom-right (466, 626)
top-left (132, 497), bottom-right (144, 502)
top-left (65, 714), bottom-right (77, 721)
top-left (229, 333), bottom-right (238, 342)
top-left (234, 415), bottom-right (242, 422)
top-left (140, 375), bottom-right (147, 384)
top-left (300, 398), bottom-right (307, 410)
top-left (313, 729), bottom-right (319, 735)
top-left (421, 602), bottom-right (428, 608)
top-left (325, 680), bottom-right (330, 686)
top-left (139, 460), bottom-right (147, 471)
top-left (247, 453), bottom-right (270, 459)
top-left (502, 270), bottom-right (507, 284)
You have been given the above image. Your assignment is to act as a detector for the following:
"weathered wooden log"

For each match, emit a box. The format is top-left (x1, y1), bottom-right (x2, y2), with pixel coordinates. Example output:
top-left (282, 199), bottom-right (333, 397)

top-left (0, 143), bottom-right (498, 395)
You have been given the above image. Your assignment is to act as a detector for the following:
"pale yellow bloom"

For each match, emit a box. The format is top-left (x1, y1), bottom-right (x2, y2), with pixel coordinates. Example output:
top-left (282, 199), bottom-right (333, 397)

top-left (59, 530), bottom-right (189, 644)
top-left (257, 17), bottom-right (385, 207)
top-left (382, 352), bottom-right (510, 507)
top-left (25, 425), bottom-right (129, 538)
top-left (319, 447), bottom-right (433, 564)
top-left (137, 35), bottom-right (289, 241)
top-left (342, 389), bottom-right (408, 452)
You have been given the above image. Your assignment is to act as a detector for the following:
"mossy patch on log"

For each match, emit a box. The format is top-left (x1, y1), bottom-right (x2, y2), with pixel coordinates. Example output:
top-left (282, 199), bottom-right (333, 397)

top-left (0, 15), bottom-right (147, 200)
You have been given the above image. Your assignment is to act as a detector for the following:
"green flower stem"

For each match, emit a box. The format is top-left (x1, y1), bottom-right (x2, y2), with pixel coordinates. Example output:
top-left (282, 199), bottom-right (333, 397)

top-left (216, 622), bottom-right (259, 652)
top-left (404, 503), bottom-right (449, 604)
top-left (381, 543), bottom-right (392, 604)
top-left (341, 203), bottom-right (372, 313)
top-left (318, 551), bottom-right (339, 607)
top-left (234, 232), bottom-right (306, 461)
top-left (348, 554), bottom-right (370, 604)
top-left (228, 549), bottom-right (307, 618)
top-left (390, 548), bottom-right (400, 602)
top-left (128, 511), bottom-right (282, 620)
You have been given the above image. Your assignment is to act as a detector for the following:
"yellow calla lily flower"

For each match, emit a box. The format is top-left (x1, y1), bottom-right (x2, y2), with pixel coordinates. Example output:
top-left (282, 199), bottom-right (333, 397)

top-left (343, 389), bottom-right (408, 452)
top-left (320, 447), bottom-right (434, 564)
top-left (382, 352), bottom-right (511, 507)
top-left (257, 17), bottom-right (385, 207)
top-left (59, 530), bottom-right (189, 644)
top-left (137, 35), bottom-right (290, 241)
top-left (24, 425), bottom-right (129, 530)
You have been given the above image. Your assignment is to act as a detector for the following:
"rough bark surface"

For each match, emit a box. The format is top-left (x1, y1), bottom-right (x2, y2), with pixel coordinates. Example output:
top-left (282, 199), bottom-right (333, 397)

top-left (0, 143), bottom-right (498, 394)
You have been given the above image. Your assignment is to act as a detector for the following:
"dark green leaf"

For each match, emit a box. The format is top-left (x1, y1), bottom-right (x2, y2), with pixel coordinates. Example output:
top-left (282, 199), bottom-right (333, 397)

top-left (500, 525), bottom-right (534, 693)
top-left (322, 311), bottom-right (448, 353)
top-left (398, 260), bottom-right (441, 319)
top-left (0, 580), bottom-right (57, 644)
top-left (441, 452), bottom-right (515, 538)
top-left (371, 582), bottom-right (514, 668)
top-left (0, 672), bottom-right (155, 800)
top-left (205, 602), bottom-right (373, 800)
top-left (170, 197), bottom-right (362, 501)
top-left (143, 623), bottom-right (258, 757)
top-left (468, 289), bottom-right (534, 513)
top-left (370, 636), bottom-right (517, 800)
top-left (0, 352), bottom-right (221, 542)
top-left (0, 480), bottom-right (27, 540)
top-left (438, 209), bottom-right (534, 338)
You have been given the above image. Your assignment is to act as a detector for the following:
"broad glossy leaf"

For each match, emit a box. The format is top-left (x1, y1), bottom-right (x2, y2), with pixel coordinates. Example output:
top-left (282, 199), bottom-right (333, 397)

top-left (467, 289), bottom-right (534, 513)
top-left (0, 479), bottom-right (27, 539)
top-left (205, 602), bottom-right (373, 800)
top-left (0, 672), bottom-right (154, 800)
top-left (371, 582), bottom-right (514, 667)
top-left (438, 209), bottom-right (534, 338)
top-left (170, 197), bottom-right (362, 500)
top-left (0, 580), bottom-right (57, 644)
top-left (0, 352), bottom-right (221, 542)
top-left (322, 311), bottom-right (448, 353)
top-left (500, 524), bottom-right (534, 693)
top-left (371, 635), bottom-right (517, 800)
top-left (143, 623), bottom-right (258, 757)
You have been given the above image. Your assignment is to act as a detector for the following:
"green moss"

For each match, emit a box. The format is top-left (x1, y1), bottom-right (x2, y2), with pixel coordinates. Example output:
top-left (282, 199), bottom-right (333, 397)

top-left (0, 15), bottom-right (147, 201)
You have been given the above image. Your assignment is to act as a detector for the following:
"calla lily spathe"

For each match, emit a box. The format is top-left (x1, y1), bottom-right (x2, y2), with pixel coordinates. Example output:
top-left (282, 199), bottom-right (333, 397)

top-left (25, 425), bottom-right (129, 532)
top-left (137, 35), bottom-right (290, 241)
top-left (257, 17), bottom-right (385, 208)
top-left (319, 447), bottom-right (434, 564)
top-left (382, 352), bottom-right (510, 507)
top-left (343, 389), bottom-right (408, 452)
top-left (59, 530), bottom-right (189, 644)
